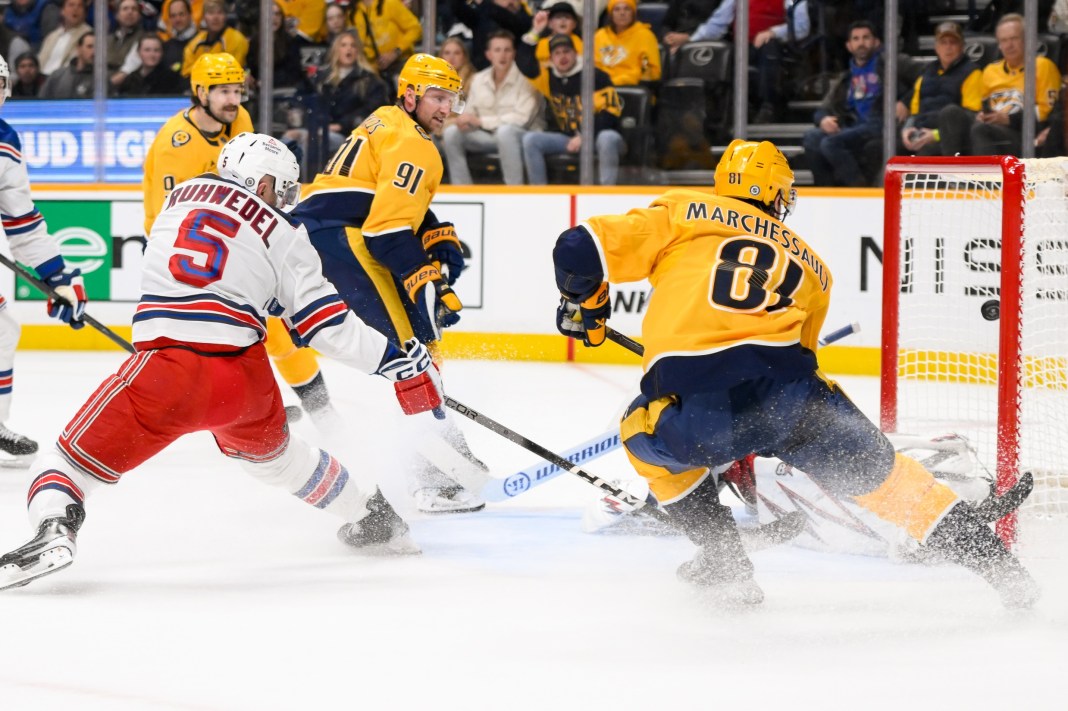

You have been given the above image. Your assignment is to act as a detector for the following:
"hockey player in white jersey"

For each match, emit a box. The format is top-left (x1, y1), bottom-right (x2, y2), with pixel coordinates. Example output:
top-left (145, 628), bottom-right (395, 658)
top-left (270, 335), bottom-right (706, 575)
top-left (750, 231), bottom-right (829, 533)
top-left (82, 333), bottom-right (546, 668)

top-left (0, 133), bottom-right (442, 590)
top-left (0, 53), bottom-right (88, 465)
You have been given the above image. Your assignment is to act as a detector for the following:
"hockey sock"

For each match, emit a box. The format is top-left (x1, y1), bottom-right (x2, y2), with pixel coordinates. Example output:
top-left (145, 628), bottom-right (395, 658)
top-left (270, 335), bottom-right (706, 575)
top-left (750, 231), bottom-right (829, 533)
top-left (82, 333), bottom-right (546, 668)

top-left (240, 438), bottom-right (371, 522)
top-left (853, 453), bottom-right (961, 541)
top-left (26, 449), bottom-right (101, 527)
top-left (0, 306), bottom-right (19, 422)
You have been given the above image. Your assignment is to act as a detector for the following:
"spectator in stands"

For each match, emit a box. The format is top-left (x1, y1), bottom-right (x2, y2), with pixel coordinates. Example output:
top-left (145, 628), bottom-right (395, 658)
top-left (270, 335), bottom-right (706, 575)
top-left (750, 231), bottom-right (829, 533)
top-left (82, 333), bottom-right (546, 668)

top-left (661, 0), bottom-right (722, 56)
top-left (324, 3), bottom-right (350, 47)
top-left (0, 17), bottom-right (32, 66)
top-left (248, 2), bottom-right (306, 89)
top-left (939, 14), bottom-right (1061, 157)
top-left (593, 0), bottom-right (661, 89)
top-left (801, 20), bottom-right (887, 187)
top-left (519, 2), bottom-right (581, 79)
top-left (688, 0), bottom-right (810, 123)
top-left (118, 34), bottom-right (184, 95)
top-left (348, 0), bottom-right (421, 80)
top-left (899, 22), bottom-right (982, 157)
top-left (442, 29), bottom-right (544, 185)
top-left (161, 0), bottom-right (197, 74)
top-left (438, 36), bottom-right (476, 147)
top-left (5, 0), bottom-right (58, 49)
top-left (279, 0), bottom-right (327, 43)
top-left (11, 52), bottom-right (44, 98)
top-left (160, 0), bottom-right (204, 35)
top-left (108, 0), bottom-right (148, 88)
top-left (448, 0), bottom-right (532, 71)
top-left (522, 34), bottom-right (625, 185)
top-left (440, 35), bottom-right (476, 88)
top-left (182, 0), bottom-right (251, 76)
top-left (313, 29), bottom-right (388, 152)
top-left (40, 30), bottom-right (93, 98)
top-left (38, 0), bottom-right (91, 77)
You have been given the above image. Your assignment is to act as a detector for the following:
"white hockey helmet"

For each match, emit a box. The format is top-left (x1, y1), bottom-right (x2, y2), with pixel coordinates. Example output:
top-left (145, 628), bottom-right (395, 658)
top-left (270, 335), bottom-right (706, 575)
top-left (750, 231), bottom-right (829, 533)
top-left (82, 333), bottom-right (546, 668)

top-left (217, 132), bottom-right (300, 208)
top-left (0, 54), bottom-right (11, 107)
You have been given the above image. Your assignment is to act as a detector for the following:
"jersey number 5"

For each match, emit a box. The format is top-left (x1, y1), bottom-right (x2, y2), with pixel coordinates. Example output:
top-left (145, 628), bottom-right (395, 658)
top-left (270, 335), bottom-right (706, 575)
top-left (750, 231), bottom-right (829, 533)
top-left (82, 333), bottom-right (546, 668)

top-left (169, 209), bottom-right (239, 288)
top-left (710, 237), bottom-right (803, 313)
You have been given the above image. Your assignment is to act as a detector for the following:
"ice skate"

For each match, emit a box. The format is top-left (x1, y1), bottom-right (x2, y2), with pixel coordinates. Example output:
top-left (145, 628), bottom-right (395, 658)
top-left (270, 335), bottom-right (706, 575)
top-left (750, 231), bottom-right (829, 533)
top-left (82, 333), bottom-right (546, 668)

top-left (0, 422), bottom-right (38, 468)
top-left (925, 503), bottom-right (1040, 609)
top-left (337, 490), bottom-right (420, 555)
top-left (677, 548), bottom-right (765, 606)
top-left (0, 503), bottom-right (84, 591)
top-left (413, 485), bottom-right (486, 514)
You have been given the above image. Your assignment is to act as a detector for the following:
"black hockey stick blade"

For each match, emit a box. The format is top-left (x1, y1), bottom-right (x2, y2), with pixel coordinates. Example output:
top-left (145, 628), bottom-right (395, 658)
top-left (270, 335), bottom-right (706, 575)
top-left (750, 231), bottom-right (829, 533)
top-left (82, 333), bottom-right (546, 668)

top-left (973, 472), bottom-right (1034, 524)
top-left (606, 327), bottom-right (644, 356)
top-left (0, 253), bottom-right (134, 354)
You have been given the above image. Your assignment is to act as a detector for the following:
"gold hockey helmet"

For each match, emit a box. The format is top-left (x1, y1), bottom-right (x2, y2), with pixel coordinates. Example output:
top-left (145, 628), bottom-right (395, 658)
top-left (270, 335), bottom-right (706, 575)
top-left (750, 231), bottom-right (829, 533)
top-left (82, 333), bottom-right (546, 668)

top-left (714, 139), bottom-right (797, 220)
top-left (396, 54), bottom-right (466, 113)
top-left (190, 52), bottom-right (246, 99)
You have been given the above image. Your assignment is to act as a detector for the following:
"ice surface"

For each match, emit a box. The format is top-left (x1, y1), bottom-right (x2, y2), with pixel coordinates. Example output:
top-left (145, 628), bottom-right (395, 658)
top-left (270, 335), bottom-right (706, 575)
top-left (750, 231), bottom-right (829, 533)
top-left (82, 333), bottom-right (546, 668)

top-left (0, 353), bottom-right (1064, 710)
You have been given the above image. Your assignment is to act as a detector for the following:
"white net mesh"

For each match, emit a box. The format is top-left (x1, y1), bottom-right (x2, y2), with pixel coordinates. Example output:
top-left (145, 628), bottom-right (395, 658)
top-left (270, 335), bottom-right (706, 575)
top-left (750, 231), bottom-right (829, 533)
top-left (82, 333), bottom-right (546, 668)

top-left (891, 158), bottom-right (1068, 518)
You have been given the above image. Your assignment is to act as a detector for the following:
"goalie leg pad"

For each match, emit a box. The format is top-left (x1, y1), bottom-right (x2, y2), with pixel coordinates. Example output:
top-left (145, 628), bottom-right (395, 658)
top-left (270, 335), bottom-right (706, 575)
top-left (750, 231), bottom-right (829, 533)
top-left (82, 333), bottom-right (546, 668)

top-left (853, 454), bottom-right (961, 542)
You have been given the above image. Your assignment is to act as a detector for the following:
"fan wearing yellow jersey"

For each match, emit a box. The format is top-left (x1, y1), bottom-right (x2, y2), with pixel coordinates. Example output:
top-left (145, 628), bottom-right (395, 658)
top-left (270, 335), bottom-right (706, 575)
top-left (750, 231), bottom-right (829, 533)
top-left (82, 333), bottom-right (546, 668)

top-left (292, 54), bottom-right (488, 515)
top-left (142, 53), bottom-right (337, 426)
top-left (552, 139), bottom-right (1038, 609)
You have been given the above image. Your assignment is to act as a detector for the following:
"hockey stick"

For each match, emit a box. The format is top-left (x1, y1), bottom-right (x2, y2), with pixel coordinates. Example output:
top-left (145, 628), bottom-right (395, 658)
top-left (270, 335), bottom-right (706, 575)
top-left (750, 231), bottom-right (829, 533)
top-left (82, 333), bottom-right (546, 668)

top-left (480, 428), bottom-right (621, 502)
top-left (0, 253), bottom-right (134, 354)
top-left (609, 322), bottom-right (862, 356)
top-left (446, 395), bottom-right (806, 544)
top-left (481, 322), bottom-right (864, 502)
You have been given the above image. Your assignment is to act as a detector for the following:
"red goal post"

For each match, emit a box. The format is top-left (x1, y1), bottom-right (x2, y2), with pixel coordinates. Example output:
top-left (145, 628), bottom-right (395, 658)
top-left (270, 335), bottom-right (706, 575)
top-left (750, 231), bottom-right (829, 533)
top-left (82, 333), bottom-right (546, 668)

top-left (882, 156), bottom-right (1068, 545)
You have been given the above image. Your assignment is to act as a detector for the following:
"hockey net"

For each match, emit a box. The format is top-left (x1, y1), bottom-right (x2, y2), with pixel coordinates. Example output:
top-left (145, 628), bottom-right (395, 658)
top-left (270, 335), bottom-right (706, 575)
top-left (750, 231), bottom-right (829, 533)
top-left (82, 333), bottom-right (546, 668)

top-left (882, 156), bottom-right (1068, 546)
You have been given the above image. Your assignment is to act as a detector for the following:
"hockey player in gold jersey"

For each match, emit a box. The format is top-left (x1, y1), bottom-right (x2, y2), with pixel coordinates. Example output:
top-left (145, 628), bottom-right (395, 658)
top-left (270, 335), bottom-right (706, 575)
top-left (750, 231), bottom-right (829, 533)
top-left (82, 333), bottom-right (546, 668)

top-left (143, 52), bottom-right (337, 424)
top-left (293, 54), bottom-right (489, 514)
top-left (552, 139), bottom-right (1038, 608)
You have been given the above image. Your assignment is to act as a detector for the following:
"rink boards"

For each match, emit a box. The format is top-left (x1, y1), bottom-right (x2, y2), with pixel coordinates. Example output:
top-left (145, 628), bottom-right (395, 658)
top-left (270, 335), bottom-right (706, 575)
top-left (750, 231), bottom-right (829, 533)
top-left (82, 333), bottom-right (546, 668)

top-left (7, 185), bottom-right (887, 373)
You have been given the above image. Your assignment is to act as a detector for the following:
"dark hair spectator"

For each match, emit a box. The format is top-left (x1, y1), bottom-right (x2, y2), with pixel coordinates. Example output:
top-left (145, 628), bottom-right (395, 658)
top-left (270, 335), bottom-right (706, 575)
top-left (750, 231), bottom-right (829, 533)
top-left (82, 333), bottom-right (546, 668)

top-left (248, 2), bottom-right (306, 90)
top-left (661, 0), bottom-right (722, 55)
top-left (40, 30), bottom-right (94, 98)
top-left (11, 51), bottom-right (45, 97)
top-left (108, 0), bottom-right (148, 88)
top-left (38, 0), bottom-right (91, 77)
top-left (118, 34), bottom-right (184, 95)
top-left (160, 0), bottom-right (196, 75)
top-left (324, 3), bottom-right (350, 48)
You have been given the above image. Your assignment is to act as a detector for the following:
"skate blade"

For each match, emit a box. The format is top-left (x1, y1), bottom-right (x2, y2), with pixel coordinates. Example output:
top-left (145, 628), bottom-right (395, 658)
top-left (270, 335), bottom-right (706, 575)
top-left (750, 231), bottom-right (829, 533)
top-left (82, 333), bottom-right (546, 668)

top-left (0, 546), bottom-right (74, 591)
top-left (679, 573), bottom-right (766, 607)
top-left (0, 453), bottom-right (35, 469)
top-left (346, 535), bottom-right (422, 557)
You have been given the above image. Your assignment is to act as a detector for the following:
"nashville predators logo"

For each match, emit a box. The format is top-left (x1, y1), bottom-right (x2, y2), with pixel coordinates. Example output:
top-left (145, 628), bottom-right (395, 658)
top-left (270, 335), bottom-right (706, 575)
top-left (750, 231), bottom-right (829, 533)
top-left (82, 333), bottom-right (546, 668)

top-left (172, 130), bottom-right (191, 147)
top-left (414, 124), bottom-right (432, 141)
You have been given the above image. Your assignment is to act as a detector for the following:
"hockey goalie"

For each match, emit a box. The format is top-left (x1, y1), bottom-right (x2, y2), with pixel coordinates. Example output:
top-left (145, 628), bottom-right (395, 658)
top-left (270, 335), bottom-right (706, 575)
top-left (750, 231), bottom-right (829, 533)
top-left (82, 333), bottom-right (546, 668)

top-left (586, 433), bottom-right (1032, 562)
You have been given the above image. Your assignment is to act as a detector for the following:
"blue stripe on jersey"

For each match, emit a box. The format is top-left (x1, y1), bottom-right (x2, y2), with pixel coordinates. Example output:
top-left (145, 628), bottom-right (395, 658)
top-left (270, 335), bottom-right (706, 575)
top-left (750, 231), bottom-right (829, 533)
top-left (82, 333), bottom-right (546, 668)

top-left (139, 292), bottom-right (265, 323)
top-left (290, 294), bottom-right (344, 325)
top-left (132, 310), bottom-right (265, 334)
